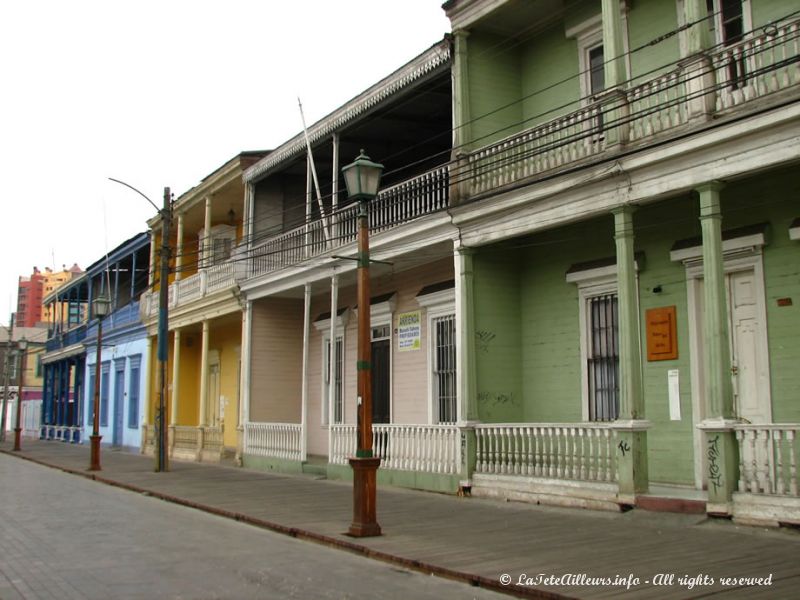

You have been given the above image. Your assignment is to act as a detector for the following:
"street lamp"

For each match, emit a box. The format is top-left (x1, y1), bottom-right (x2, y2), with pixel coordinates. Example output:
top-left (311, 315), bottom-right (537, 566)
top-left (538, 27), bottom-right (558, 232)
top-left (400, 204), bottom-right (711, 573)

top-left (13, 337), bottom-right (28, 451)
top-left (89, 293), bottom-right (111, 470)
top-left (341, 150), bottom-right (384, 537)
top-left (109, 178), bottom-right (172, 473)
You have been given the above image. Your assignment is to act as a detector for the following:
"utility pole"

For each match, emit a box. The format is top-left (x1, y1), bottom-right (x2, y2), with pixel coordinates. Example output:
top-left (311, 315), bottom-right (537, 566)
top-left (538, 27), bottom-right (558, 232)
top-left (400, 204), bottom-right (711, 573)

top-left (155, 186), bottom-right (172, 472)
top-left (1, 344), bottom-right (10, 443)
top-left (107, 178), bottom-right (171, 472)
top-left (1, 317), bottom-right (15, 443)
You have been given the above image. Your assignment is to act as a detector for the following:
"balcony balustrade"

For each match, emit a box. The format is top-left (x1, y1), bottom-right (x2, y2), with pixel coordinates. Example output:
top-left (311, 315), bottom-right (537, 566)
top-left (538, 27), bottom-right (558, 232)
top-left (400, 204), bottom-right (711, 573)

top-left (475, 423), bottom-right (618, 483)
top-left (461, 17), bottom-right (799, 197)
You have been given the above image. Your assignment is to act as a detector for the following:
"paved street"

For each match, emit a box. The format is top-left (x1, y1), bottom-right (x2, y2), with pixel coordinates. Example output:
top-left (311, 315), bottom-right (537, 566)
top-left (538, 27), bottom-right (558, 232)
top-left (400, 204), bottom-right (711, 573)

top-left (3, 441), bottom-right (800, 599)
top-left (0, 455), bottom-right (507, 600)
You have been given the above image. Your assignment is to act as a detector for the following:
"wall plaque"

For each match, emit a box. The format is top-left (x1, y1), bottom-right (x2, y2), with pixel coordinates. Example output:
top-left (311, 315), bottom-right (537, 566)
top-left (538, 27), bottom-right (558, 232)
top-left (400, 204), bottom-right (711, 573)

top-left (646, 306), bottom-right (677, 361)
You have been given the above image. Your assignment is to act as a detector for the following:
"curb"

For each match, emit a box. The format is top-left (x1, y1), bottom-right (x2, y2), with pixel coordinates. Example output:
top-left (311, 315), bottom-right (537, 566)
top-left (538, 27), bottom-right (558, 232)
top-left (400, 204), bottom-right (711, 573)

top-left (2, 449), bottom-right (573, 600)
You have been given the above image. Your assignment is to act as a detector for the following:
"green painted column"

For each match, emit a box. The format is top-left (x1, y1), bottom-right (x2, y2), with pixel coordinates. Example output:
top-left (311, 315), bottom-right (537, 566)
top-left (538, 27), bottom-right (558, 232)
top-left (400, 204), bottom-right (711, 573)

top-left (612, 207), bottom-right (649, 503)
top-left (455, 244), bottom-right (478, 422)
top-left (698, 182), bottom-right (734, 418)
top-left (455, 243), bottom-right (478, 489)
top-left (697, 182), bottom-right (739, 515)
top-left (601, 0), bottom-right (628, 89)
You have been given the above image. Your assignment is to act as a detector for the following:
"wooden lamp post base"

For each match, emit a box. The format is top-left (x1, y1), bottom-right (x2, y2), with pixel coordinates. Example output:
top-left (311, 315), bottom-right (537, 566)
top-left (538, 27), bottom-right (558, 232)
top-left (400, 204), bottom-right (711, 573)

top-left (347, 456), bottom-right (382, 537)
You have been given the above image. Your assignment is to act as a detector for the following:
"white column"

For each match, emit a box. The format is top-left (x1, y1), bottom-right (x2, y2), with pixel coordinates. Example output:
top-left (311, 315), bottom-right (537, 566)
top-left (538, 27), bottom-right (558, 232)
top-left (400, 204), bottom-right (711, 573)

top-left (203, 196), bottom-right (212, 268)
top-left (301, 284), bottom-right (311, 462)
top-left (240, 301), bottom-right (252, 427)
top-left (170, 329), bottom-right (181, 426)
top-left (244, 183), bottom-right (255, 246)
top-left (331, 134), bottom-right (340, 240)
top-left (682, 0), bottom-right (711, 57)
top-left (601, 0), bottom-right (628, 88)
top-left (148, 230), bottom-right (156, 286)
top-left (327, 271), bottom-right (338, 460)
top-left (198, 320), bottom-right (210, 427)
top-left (175, 214), bottom-right (184, 282)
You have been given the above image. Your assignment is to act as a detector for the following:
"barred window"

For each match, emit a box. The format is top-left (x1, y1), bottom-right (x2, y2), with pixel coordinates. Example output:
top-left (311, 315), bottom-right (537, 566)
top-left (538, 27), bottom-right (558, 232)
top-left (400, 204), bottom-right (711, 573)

top-left (432, 314), bottom-right (457, 424)
top-left (324, 337), bottom-right (343, 425)
top-left (587, 294), bottom-right (619, 421)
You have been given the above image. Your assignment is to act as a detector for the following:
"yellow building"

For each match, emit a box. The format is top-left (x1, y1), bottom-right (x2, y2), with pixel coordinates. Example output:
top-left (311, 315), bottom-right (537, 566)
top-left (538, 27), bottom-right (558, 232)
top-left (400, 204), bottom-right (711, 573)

top-left (40, 265), bottom-right (84, 325)
top-left (140, 151), bottom-right (268, 462)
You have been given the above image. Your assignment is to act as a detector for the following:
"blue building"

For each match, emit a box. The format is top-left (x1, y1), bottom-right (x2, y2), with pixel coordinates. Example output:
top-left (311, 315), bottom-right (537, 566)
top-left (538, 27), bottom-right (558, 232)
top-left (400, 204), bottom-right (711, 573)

top-left (41, 232), bottom-right (151, 448)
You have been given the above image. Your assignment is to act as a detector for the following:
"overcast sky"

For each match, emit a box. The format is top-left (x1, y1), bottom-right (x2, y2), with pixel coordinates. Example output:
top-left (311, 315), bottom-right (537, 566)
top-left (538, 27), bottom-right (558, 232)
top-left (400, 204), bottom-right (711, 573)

top-left (0, 1), bottom-right (451, 326)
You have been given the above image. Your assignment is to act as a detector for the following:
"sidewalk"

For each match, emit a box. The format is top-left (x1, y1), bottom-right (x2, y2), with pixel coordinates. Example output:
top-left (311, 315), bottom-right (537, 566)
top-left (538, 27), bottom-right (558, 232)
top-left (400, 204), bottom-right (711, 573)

top-left (3, 439), bottom-right (798, 599)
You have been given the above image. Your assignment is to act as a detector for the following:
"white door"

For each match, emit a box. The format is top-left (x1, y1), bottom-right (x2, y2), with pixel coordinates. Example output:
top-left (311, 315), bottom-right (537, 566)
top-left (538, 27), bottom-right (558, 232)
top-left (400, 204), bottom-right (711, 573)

top-left (207, 361), bottom-right (221, 428)
top-left (727, 270), bottom-right (771, 423)
top-left (691, 265), bottom-right (771, 488)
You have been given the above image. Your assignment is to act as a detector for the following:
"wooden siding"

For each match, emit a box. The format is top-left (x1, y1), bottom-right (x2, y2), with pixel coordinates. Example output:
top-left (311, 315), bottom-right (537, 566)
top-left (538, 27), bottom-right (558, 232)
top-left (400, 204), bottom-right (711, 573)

top-left (307, 258), bottom-right (455, 456)
top-left (249, 298), bottom-right (304, 424)
top-left (467, 30), bottom-right (522, 147)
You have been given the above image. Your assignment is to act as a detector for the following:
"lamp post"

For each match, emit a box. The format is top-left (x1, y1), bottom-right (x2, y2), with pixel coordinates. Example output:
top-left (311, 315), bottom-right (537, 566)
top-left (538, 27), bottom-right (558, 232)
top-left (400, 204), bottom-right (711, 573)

top-left (341, 149), bottom-right (384, 537)
top-left (13, 337), bottom-right (28, 451)
top-left (89, 294), bottom-right (111, 471)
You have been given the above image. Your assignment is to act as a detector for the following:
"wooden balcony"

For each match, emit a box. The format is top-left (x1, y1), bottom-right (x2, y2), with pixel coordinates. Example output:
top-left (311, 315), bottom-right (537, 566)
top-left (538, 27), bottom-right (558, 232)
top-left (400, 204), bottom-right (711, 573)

top-left (458, 17), bottom-right (800, 199)
top-left (247, 165), bottom-right (449, 279)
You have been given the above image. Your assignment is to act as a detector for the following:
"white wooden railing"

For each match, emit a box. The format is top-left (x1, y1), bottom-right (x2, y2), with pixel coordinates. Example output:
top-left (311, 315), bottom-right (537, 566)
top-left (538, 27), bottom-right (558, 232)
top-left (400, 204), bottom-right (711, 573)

top-left (249, 165), bottom-right (449, 278)
top-left (475, 423), bottom-right (618, 483)
top-left (244, 422), bottom-right (303, 462)
top-left (628, 68), bottom-right (688, 141)
top-left (143, 256), bottom-right (239, 318)
top-left (206, 261), bottom-right (236, 293)
top-left (712, 18), bottom-right (800, 112)
top-left (735, 424), bottom-right (799, 497)
top-left (464, 17), bottom-right (800, 197)
top-left (466, 103), bottom-right (606, 196)
top-left (330, 423), bottom-right (460, 474)
top-left (175, 274), bottom-right (202, 304)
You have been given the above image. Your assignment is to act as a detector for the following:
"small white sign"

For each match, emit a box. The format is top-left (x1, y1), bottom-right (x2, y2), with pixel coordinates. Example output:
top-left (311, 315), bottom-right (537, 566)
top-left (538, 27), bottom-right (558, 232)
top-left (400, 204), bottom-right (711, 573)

top-left (668, 369), bottom-right (681, 421)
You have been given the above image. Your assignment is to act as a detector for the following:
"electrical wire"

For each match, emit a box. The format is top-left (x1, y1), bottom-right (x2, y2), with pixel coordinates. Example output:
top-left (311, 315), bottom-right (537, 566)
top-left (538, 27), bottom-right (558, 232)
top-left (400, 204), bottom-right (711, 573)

top-left (147, 9), bottom-right (800, 280)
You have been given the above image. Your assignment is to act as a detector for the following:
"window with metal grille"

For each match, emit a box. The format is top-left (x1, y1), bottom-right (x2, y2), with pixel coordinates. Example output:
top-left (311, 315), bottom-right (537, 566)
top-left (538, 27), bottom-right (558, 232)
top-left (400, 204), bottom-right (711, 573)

top-left (324, 337), bottom-right (343, 424)
top-left (587, 294), bottom-right (619, 421)
top-left (432, 314), bottom-right (457, 423)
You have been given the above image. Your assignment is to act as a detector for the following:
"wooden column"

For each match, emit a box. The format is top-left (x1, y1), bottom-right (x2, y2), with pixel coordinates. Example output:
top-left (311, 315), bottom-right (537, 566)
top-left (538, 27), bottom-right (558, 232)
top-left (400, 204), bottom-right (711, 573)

top-left (170, 329), bottom-right (181, 427)
top-left (175, 213), bottom-right (184, 281)
top-left (612, 206), bottom-right (649, 502)
top-left (601, 0), bottom-right (628, 88)
top-left (682, 0), bottom-right (712, 56)
top-left (198, 320), bottom-right (210, 427)
top-left (203, 197), bottom-right (212, 268)
top-left (696, 182), bottom-right (738, 515)
top-left (301, 283), bottom-right (311, 462)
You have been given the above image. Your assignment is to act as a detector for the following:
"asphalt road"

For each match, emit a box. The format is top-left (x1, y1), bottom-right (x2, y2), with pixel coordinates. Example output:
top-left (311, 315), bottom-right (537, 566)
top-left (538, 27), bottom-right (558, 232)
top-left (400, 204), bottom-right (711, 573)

top-left (0, 455), bottom-right (509, 600)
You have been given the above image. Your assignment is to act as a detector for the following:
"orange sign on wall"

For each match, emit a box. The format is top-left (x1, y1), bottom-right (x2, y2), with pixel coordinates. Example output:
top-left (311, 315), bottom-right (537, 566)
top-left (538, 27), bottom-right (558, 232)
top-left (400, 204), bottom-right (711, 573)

top-left (646, 306), bottom-right (678, 361)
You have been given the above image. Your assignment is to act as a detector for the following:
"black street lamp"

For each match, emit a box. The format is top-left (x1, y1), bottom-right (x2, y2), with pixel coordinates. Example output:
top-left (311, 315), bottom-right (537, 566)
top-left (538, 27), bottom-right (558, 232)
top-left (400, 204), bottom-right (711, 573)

top-left (89, 293), bottom-right (111, 470)
top-left (341, 150), bottom-right (384, 537)
top-left (13, 337), bottom-right (28, 451)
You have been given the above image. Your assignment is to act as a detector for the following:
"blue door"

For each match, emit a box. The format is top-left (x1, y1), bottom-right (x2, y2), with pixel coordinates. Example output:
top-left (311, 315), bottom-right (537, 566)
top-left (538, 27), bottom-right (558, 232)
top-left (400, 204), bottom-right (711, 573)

top-left (113, 363), bottom-right (125, 446)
